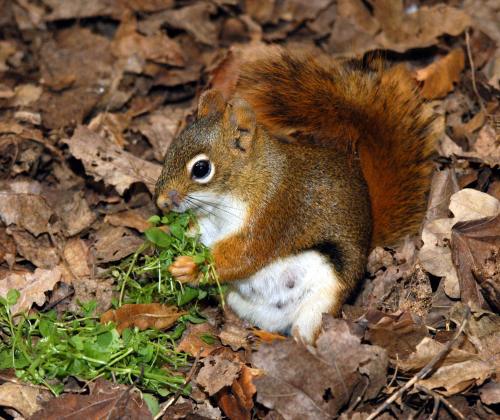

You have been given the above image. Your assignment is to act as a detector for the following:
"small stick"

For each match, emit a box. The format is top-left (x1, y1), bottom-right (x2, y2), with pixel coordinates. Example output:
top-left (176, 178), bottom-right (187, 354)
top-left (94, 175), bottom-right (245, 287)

top-left (416, 385), bottom-right (465, 420)
top-left (465, 29), bottom-right (486, 114)
top-left (366, 307), bottom-right (470, 420)
top-left (154, 350), bottom-right (203, 420)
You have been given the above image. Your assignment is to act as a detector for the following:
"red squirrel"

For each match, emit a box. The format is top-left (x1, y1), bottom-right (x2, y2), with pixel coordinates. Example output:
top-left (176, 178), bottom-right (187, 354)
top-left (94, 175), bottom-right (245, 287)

top-left (155, 47), bottom-right (437, 343)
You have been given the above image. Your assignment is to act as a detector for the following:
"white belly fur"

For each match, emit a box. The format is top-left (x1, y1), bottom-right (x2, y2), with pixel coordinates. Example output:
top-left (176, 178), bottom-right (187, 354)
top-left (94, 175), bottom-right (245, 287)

top-left (227, 251), bottom-right (341, 343)
top-left (188, 191), bottom-right (341, 343)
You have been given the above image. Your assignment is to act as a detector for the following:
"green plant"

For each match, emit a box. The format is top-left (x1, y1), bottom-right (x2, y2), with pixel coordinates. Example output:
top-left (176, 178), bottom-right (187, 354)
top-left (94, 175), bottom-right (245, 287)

top-left (0, 211), bottom-right (221, 402)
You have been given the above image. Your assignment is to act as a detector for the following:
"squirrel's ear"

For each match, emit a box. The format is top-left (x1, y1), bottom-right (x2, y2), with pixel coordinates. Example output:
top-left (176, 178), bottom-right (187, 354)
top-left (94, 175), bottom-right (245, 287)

top-left (227, 98), bottom-right (256, 151)
top-left (198, 89), bottom-right (226, 118)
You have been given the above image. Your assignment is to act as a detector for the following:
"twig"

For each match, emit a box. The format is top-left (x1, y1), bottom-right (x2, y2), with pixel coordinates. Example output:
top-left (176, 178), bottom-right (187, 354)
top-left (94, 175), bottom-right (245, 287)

top-left (366, 307), bottom-right (470, 420)
top-left (416, 385), bottom-right (465, 420)
top-left (154, 350), bottom-right (203, 420)
top-left (465, 29), bottom-right (486, 114)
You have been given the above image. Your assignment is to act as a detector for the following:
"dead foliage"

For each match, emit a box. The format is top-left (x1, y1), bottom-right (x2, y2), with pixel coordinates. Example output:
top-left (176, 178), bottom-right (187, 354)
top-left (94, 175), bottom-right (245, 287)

top-left (0, 0), bottom-right (499, 418)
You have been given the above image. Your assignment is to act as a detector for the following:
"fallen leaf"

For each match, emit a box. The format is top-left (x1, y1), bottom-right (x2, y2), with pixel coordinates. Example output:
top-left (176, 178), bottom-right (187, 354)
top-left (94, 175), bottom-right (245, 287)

top-left (30, 378), bottom-right (152, 420)
top-left (0, 267), bottom-right (61, 314)
top-left (451, 214), bottom-right (500, 309)
top-left (100, 303), bottom-right (186, 333)
top-left (38, 27), bottom-right (114, 128)
top-left (92, 225), bottom-right (144, 263)
top-left (64, 125), bottom-right (161, 195)
top-left (104, 209), bottom-right (151, 233)
top-left (158, 2), bottom-right (219, 46)
top-left (7, 228), bottom-right (60, 269)
top-left (479, 381), bottom-right (500, 405)
top-left (132, 105), bottom-right (191, 162)
top-left (251, 317), bottom-right (388, 419)
top-left (398, 337), bottom-right (493, 396)
top-left (42, 0), bottom-right (122, 21)
top-left (374, 3), bottom-right (472, 53)
top-left (419, 189), bottom-right (500, 298)
top-left (0, 382), bottom-right (44, 417)
top-left (217, 365), bottom-right (261, 420)
top-left (63, 238), bottom-right (91, 279)
top-left (0, 191), bottom-right (53, 236)
top-left (196, 354), bottom-right (242, 396)
top-left (364, 311), bottom-right (429, 361)
top-left (112, 11), bottom-right (185, 67)
top-left (177, 322), bottom-right (221, 357)
top-left (0, 227), bottom-right (16, 268)
top-left (416, 49), bottom-right (465, 99)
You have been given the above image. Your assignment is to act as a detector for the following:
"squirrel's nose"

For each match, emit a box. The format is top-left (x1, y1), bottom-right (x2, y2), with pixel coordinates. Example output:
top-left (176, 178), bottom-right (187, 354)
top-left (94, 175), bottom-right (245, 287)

top-left (156, 190), bottom-right (181, 211)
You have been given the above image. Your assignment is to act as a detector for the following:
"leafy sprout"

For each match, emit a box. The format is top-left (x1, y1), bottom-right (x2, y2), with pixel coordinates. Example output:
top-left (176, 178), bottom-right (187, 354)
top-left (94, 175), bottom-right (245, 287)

top-left (0, 211), bottom-right (222, 400)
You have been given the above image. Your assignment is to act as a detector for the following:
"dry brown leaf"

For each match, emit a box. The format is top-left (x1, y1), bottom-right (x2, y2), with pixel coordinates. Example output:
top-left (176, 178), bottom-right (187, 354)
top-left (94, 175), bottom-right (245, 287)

top-left (104, 210), bottom-right (151, 233)
top-left (479, 381), bottom-right (500, 405)
top-left (30, 378), bottom-right (152, 420)
top-left (217, 365), bottom-right (261, 420)
top-left (92, 225), bottom-right (143, 263)
top-left (8, 228), bottom-right (60, 269)
top-left (63, 238), bottom-right (91, 279)
top-left (176, 322), bottom-right (221, 357)
top-left (416, 49), bottom-right (465, 99)
top-left (419, 189), bottom-right (500, 298)
top-left (112, 11), bottom-right (185, 67)
top-left (0, 192), bottom-right (53, 236)
top-left (251, 317), bottom-right (387, 419)
top-left (0, 267), bottom-right (61, 314)
top-left (42, 0), bottom-right (122, 21)
top-left (132, 105), bottom-right (191, 161)
top-left (64, 126), bottom-right (161, 195)
top-left (100, 303), bottom-right (186, 333)
top-left (196, 354), bottom-right (242, 396)
top-left (0, 382), bottom-right (44, 417)
top-left (158, 2), bottom-right (219, 46)
top-left (451, 215), bottom-right (500, 310)
top-left (0, 227), bottom-right (16, 268)
top-left (364, 311), bottom-right (429, 361)
top-left (374, 3), bottom-right (472, 53)
top-left (38, 27), bottom-right (114, 128)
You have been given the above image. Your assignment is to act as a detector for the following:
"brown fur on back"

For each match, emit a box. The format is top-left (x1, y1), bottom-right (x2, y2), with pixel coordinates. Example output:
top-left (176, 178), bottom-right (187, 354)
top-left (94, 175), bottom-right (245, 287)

top-left (235, 48), bottom-right (437, 246)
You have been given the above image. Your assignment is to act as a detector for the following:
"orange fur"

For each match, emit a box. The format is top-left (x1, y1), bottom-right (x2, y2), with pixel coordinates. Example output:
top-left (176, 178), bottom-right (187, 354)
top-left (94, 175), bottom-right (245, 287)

top-left (235, 48), bottom-right (438, 246)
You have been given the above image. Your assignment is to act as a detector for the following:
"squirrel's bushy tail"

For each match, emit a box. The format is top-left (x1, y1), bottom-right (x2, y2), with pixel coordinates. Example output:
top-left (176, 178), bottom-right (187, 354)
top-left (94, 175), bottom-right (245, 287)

top-left (235, 47), bottom-right (437, 246)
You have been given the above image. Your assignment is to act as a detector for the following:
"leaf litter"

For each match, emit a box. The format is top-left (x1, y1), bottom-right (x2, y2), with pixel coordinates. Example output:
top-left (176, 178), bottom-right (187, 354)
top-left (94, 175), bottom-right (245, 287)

top-left (0, 0), bottom-right (499, 418)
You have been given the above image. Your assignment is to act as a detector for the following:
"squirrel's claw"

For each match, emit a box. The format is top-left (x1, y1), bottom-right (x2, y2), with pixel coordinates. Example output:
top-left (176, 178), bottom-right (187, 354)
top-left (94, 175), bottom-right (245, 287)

top-left (169, 255), bottom-right (200, 284)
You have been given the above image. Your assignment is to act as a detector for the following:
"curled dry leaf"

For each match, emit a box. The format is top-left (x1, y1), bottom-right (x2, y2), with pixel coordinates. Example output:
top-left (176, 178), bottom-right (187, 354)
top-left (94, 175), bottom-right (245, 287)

top-left (100, 303), bottom-right (186, 333)
top-left (176, 322), bottom-right (221, 357)
top-left (0, 382), bottom-right (45, 417)
top-left (7, 228), bottom-right (59, 269)
top-left (398, 337), bottom-right (493, 396)
top-left (29, 378), bottom-right (152, 420)
top-left (0, 192), bottom-right (53, 236)
top-left (217, 365), bottom-right (261, 420)
top-left (104, 209), bottom-right (151, 233)
top-left (64, 126), bottom-right (162, 195)
top-left (418, 189), bottom-right (500, 299)
top-left (479, 381), bottom-right (500, 405)
top-left (416, 49), bottom-right (465, 99)
top-left (0, 267), bottom-right (61, 314)
top-left (251, 317), bottom-right (388, 419)
top-left (92, 225), bottom-right (144, 263)
top-left (364, 310), bottom-right (429, 361)
top-left (451, 214), bottom-right (500, 310)
top-left (196, 354), bottom-right (242, 396)
top-left (63, 237), bottom-right (91, 279)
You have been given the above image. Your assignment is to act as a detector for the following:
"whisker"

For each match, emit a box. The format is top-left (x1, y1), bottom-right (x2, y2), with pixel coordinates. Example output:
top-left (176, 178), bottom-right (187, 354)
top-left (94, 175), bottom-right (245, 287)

top-left (187, 196), bottom-right (244, 221)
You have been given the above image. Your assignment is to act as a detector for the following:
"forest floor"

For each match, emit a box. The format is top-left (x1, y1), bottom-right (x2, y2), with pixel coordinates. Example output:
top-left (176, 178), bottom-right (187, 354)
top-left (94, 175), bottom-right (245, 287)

top-left (0, 0), bottom-right (499, 419)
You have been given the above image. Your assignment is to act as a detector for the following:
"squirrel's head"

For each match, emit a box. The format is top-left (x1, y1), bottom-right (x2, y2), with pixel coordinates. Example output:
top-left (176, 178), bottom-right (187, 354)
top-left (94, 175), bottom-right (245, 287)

top-left (155, 89), bottom-right (260, 215)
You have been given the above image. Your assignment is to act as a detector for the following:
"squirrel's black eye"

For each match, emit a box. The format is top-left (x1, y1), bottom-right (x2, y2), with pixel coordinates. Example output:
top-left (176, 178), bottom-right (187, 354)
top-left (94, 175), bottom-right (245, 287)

top-left (192, 160), bottom-right (211, 179)
top-left (187, 154), bottom-right (215, 184)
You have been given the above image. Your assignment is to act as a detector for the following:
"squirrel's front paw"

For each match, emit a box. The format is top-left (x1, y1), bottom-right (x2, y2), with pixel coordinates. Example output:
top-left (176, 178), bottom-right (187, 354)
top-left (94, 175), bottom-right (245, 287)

top-left (169, 256), bottom-right (200, 284)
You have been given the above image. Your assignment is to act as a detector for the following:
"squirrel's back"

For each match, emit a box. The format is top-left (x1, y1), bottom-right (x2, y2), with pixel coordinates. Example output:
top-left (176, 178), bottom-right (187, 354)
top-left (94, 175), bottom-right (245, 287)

top-left (235, 47), bottom-right (437, 246)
